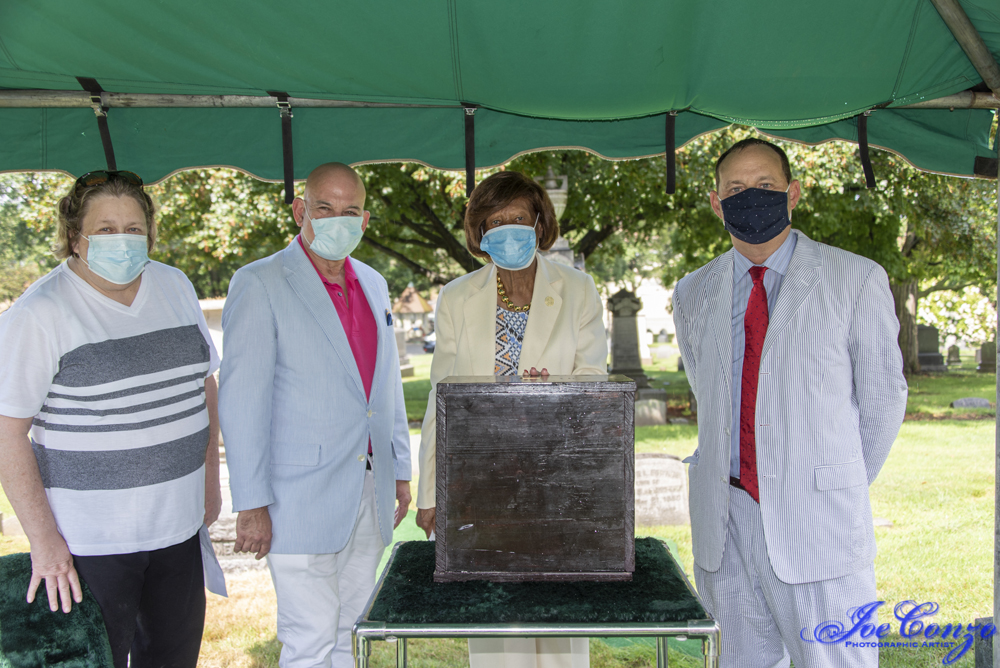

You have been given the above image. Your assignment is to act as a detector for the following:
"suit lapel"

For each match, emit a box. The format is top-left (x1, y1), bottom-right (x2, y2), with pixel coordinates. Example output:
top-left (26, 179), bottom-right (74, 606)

top-left (708, 252), bottom-right (735, 404)
top-left (354, 264), bottom-right (386, 404)
top-left (519, 257), bottom-right (562, 373)
top-left (282, 241), bottom-right (365, 397)
top-left (761, 231), bottom-right (822, 361)
top-left (463, 263), bottom-right (498, 376)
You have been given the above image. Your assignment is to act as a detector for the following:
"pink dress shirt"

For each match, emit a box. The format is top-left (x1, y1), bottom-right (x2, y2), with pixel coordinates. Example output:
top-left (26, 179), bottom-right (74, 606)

top-left (298, 236), bottom-right (379, 451)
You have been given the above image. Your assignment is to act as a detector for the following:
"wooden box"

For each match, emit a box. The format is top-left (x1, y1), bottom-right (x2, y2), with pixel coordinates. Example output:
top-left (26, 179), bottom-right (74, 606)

top-left (434, 375), bottom-right (636, 582)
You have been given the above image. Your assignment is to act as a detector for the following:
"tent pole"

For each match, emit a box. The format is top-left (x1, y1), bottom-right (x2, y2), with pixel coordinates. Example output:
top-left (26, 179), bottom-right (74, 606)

top-left (928, 0), bottom-right (1000, 98)
top-left (0, 89), bottom-right (997, 111)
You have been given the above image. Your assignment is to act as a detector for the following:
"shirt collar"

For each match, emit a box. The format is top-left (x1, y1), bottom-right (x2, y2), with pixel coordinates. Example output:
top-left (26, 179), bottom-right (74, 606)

top-left (733, 228), bottom-right (798, 283)
top-left (297, 234), bottom-right (358, 287)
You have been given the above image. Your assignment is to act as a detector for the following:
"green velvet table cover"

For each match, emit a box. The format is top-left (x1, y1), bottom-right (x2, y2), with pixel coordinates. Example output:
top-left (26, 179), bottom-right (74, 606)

top-left (0, 553), bottom-right (113, 668)
top-left (367, 538), bottom-right (710, 625)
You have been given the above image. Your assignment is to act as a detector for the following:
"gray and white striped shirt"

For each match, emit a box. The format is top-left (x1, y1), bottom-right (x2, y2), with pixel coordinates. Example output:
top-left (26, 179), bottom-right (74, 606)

top-left (0, 262), bottom-right (219, 555)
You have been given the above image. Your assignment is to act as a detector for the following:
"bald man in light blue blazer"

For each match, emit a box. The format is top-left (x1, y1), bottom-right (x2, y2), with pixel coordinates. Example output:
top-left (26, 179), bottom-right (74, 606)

top-left (219, 163), bottom-right (411, 668)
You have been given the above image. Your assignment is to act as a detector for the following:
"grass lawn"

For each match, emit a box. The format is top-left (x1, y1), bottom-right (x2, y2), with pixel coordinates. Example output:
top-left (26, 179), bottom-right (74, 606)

top-left (905, 366), bottom-right (996, 418)
top-left (0, 355), bottom-right (994, 667)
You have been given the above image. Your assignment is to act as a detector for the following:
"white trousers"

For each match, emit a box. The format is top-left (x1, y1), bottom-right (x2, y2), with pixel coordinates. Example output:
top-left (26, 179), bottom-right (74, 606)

top-left (267, 471), bottom-right (385, 668)
top-left (469, 638), bottom-right (589, 668)
top-left (694, 486), bottom-right (878, 668)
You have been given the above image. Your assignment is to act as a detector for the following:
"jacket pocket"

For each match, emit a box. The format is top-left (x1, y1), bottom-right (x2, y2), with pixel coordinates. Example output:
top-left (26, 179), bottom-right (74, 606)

top-left (272, 442), bottom-right (321, 467)
top-left (814, 458), bottom-right (867, 491)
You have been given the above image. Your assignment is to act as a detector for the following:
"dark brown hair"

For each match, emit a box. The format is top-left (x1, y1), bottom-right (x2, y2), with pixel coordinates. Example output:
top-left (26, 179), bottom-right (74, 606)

top-left (714, 138), bottom-right (793, 188)
top-left (55, 177), bottom-right (157, 260)
top-left (464, 171), bottom-right (560, 261)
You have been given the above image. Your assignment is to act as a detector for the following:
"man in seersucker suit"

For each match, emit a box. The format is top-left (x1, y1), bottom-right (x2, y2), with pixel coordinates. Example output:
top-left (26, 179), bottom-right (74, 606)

top-left (219, 163), bottom-right (411, 668)
top-left (672, 138), bottom-right (907, 668)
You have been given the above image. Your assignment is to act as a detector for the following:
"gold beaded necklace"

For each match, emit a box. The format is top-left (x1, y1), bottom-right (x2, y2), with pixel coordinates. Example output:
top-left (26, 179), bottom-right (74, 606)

top-left (496, 275), bottom-right (530, 312)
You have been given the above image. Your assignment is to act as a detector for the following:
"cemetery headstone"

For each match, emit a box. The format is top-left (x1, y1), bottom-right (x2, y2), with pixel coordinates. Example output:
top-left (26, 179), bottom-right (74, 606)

top-left (608, 290), bottom-right (651, 390)
top-left (917, 324), bottom-right (947, 372)
top-left (946, 344), bottom-right (961, 366)
top-left (634, 453), bottom-right (690, 526)
top-left (950, 397), bottom-right (991, 409)
top-left (635, 398), bottom-right (667, 426)
top-left (396, 329), bottom-right (414, 377)
top-left (977, 341), bottom-right (996, 373)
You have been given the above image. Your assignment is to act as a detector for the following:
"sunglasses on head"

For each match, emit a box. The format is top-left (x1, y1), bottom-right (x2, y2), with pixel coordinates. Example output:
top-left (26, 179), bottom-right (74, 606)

top-left (74, 170), bottom-right (144, 192)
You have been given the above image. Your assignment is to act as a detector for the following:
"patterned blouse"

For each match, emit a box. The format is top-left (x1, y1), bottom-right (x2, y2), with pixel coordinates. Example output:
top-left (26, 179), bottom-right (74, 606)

top-left (494, 306), bottom-right (529, 376)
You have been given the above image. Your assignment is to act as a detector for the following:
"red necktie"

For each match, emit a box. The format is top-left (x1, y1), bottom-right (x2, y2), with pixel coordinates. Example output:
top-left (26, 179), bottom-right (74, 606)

top-left (740, 266), bottom-right (768, 503)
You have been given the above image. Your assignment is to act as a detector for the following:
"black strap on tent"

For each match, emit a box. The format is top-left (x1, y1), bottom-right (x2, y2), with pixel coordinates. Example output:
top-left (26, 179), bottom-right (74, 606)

top-left (858, 112), bottom-right (876, 189)
top-left (267, 91), bottom-right (295, 204)
top-left (665, 111), bottom-right (677, 194)
top-left (462, 104), bottom-right (477, 197)
top-left (76, 77), bottom-right (117, 170)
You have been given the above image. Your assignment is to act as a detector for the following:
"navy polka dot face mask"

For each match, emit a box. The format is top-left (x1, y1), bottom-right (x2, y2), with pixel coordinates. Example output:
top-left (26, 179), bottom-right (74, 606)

top-left (720, 187), bottom-right (791, 245)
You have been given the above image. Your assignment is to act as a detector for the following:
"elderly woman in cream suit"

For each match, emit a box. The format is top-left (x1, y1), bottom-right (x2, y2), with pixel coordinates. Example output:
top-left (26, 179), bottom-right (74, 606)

top-left (415, 171), bottom-right (607, 668)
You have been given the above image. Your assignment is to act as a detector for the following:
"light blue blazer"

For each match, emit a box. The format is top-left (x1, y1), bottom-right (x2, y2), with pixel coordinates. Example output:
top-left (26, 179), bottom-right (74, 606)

top-left (673, 230), bottom-right (907, 584)
top-left (218, 238), bottom-right (410, 554)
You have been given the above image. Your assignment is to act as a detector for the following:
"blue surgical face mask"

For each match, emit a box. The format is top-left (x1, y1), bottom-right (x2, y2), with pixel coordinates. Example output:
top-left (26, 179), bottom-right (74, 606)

top-left (719, 187), bottom-right (791, 245)
top-left (480, 215), bottom-right (539, 271)
top-left (306, 213), bottom-right (365, 261)
top-left (81, 233), bottom-right (149, 285)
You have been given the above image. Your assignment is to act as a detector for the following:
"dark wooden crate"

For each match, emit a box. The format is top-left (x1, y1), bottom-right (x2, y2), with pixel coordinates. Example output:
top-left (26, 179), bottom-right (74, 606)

top-left (434, 374), bottom-right (636, 582)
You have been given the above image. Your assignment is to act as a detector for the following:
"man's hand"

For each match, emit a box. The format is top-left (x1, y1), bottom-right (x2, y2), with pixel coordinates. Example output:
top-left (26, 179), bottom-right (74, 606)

top-left (27, 533), bottom-right (82, 613)
top-left (415, 507), bottom-right (436, 539)
top-left (394, 480), bottom-right (412, 529)
top-left (235, 507), bottom-right (272, 559)
top-left (523, 367), bottom-right (549, 379)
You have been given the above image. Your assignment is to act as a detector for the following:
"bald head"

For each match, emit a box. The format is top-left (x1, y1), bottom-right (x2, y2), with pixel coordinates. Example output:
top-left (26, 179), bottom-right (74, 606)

top-left (303, 162), bottom-right (366, 204)
top-left (292, 162), bottom-right (371, 238)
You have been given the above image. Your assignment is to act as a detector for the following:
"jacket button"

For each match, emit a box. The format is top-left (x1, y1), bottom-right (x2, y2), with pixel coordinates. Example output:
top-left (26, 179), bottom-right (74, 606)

top-left (367, 410), bottom-right (374, 417)
top-left (357, 454), bottom-right (365, 462)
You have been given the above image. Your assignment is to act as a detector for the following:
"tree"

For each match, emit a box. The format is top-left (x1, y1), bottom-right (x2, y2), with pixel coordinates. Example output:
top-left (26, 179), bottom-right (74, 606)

top-left (0, 173), bottom-right (69, 305)
top-left (659, 127), bottom-right (997, 375)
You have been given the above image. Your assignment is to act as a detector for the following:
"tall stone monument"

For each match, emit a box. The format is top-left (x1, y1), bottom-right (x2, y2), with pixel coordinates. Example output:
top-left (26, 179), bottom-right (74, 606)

top-left (917, 324), bottom-right (947, 372)
top-left (608, 290), bottom-right (651, 390)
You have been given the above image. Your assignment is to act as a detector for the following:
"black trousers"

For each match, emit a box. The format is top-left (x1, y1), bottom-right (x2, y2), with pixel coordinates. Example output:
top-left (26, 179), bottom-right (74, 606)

top-left (73, 532), bottom-right (205, 668)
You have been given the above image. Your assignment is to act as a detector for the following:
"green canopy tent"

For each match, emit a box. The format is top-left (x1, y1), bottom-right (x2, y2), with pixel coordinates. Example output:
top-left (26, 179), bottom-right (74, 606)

top-left (2, 0), bottom-right (1000, 661)
top-left (0, 1), bottom-right (997, 183)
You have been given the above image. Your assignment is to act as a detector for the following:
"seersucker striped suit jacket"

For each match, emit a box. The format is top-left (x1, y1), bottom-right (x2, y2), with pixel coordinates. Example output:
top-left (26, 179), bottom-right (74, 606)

top-left (673, 229), bottom-right (907, 584)
top-left (218, 238), bottom-right (411, 555)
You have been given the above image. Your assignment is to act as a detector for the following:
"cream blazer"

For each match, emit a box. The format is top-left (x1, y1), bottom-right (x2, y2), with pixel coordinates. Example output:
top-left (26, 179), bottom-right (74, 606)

top-left (415, 255), bottom-right (608, 508)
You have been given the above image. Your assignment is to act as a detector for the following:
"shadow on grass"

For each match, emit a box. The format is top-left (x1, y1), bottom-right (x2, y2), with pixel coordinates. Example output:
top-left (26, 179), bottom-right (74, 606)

top-left (247, 636), bottom-right (281, 668)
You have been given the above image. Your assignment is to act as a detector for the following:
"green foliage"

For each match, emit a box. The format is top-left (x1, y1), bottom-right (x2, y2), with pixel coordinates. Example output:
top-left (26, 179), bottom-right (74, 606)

top-left (149, 170), bottom-right (295, 298)
top-left (659, 127), bottom-right (997, 300)
top-left (918, 287), bottom-right (996, 345)
top-left (0, 173), bottom-right (70, 303)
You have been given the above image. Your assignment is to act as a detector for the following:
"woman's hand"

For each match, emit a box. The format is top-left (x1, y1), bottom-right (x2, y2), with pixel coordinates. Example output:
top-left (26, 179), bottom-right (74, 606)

top-left (28, 533), bottom-right (82, 613)
top-left (415, 507), bottom-right (436, 539)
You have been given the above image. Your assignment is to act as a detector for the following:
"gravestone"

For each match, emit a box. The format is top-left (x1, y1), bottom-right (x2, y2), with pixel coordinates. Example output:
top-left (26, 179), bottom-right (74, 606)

top-left (635, 398), bottom-right (667, 426)
top-left (917, 324), bottom-right (947, 372)
top-left (946, 344), bottom-right (961, 366)
top-left (950, 397), bottom-right (991, 409)
top-left (977, 341), bottom-right (996, 373)
top-left (974, 616), bottom-right (992, 667)
top-left (396, 329), bottom-right (414, 377)
top-left (634, 453), bottom-right (689, 526)
top-left (608, 290), bottom-right (651, 390)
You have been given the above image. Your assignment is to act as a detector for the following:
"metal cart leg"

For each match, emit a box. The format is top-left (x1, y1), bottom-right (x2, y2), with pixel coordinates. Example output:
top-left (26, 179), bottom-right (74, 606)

top-left (354, 634), bottom-right (370, 668)
top-left (656, 636), bottom-right (669, 667)
top-left (396, 637), bottom-right (407, 668)
top-left (703, 634), bottom-right (719, 668)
